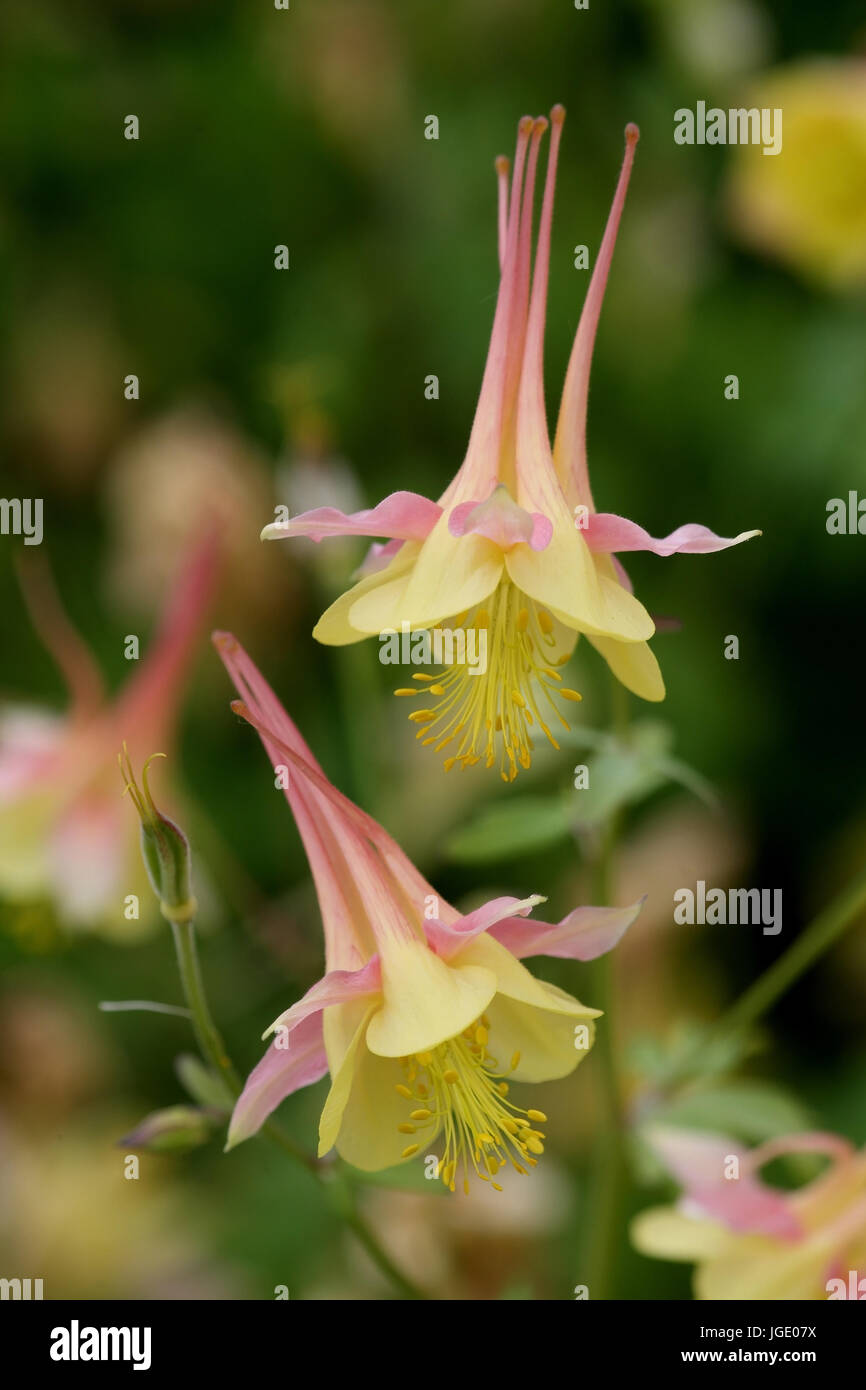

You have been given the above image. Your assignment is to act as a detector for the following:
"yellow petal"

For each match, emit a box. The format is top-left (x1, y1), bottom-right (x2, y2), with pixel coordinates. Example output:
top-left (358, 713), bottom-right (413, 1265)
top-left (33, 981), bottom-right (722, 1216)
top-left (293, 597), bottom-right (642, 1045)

top-left (365, 937), bottom-right (497, 1058)
top-left (349, 517), bottom-right (503, 633)
top-left (484, 989), bottom-right (595, 1083)
top-left (630, 1206), bottom-right (734, 1263)
top-left (586, 633), bottom-right (665, 701)
top-left (313, 544), bottom-right (420, 646)
top-left (452, 931), bottom-right (600, 1019)
top-left (505, 518), bottom-right (655, 643)
top-left (318, 1003), bottom-right (377, 1157)
top-left (333, 1045), bottom-right (443, 1172)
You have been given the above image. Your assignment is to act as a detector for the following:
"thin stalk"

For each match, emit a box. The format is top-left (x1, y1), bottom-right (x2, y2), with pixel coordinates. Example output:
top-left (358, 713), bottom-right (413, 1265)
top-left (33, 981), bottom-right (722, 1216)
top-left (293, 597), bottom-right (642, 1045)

top-left (581, 811), bottom-right (627, 1298)
top-left (703, 862), bottom-right (866, 1059)
top-left (167, 913), bottom-right (427, 1299)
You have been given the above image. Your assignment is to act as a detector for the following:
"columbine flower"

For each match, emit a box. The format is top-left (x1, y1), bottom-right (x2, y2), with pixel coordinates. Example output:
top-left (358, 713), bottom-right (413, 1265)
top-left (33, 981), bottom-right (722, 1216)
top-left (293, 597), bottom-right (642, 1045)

top-left (260, 106), bottom-right (759, 780)
top-left (213, 631), bottom-right (643, 1193)
top-left (631, 1127), bottom-right (866, 1299)
top-left (0, 536), bottom-right (216, 939)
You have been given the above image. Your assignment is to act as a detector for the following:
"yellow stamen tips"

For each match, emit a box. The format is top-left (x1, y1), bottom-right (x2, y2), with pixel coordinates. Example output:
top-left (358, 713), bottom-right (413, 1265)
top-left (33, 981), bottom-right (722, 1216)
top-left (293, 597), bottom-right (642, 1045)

top-left (393, 580), bottom-right (581, 781)
top-left (394, 688), bottom-right (418, 697)
top-left (560, 688), bottom-right (583, 703)
top-left (396, 1017), bottom-right (552, 1196)
top-left (510, 1051), bottom-right (521, 1071)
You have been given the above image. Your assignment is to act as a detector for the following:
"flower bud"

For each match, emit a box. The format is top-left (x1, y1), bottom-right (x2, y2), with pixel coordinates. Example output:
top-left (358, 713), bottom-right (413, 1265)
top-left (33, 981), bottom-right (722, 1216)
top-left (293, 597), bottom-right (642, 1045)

top-left (118, 1104), bottom-right (216, 1153)
top-left (119, 746), bottom-right (197, 922)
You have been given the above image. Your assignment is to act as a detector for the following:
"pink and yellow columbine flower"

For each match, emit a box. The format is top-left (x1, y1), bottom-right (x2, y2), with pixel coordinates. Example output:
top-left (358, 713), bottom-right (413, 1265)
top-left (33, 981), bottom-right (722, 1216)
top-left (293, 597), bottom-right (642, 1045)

top-left (0, 536), bottom-right (216, 939)
top-left (214, 631), bottom-right (643, 1192)
top-left (262, 106), bottom-right (759, 780)
top-left (631, 1127), bottom-right (866, 1300)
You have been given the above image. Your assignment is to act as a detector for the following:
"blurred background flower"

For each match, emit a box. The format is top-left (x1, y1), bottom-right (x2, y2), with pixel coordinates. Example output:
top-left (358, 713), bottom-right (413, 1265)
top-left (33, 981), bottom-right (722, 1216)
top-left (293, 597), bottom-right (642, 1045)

top-left (1, 0), bottom-right (865, 1299)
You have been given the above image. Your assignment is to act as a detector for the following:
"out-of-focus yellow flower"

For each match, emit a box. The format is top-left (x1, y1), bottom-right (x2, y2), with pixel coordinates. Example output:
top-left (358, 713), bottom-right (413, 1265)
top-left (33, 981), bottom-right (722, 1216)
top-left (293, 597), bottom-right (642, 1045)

top-left (728, 60), bottom-right (866, 289)
top-left (632, 1127), bottom-right (866, 1299)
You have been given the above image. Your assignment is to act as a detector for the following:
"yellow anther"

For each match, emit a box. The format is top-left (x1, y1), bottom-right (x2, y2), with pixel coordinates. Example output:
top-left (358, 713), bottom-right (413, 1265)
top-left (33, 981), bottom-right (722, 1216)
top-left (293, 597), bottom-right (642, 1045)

top-left (475, 1025), bottom-right (488, 1047)
top-left (395, 1084), bottom-right (413, 1099)
top-left (393, 688), bottom-right (418, 697)
top-left (537, 609), bottom-right (554, 634)
top-left (429, 684), bottom-right (446, 696)
top-left (560, 688), bottom-right (583, 703)
top-left (510, 1051), bottom-right (521, 1070)
top-left (410, 1109), bottom-right (432, 1121)
top-left (525, 1137), bottom-right (544, 1155)
top-left (416, 1051), bottom-right (432, 1067)
top-left (412, 673), bottom-right (435, 681)
top-left (397, 1123), bottom-right (416, 1134)
top-left (511, 690), bottom-right (526, 707)
top-left (516, 608), bottom-right (529, 632)
top-left (443, 1068), bottom-right (459, 1084)
top-left (527, 1109), bottom-right (548, 1123)
top-left (401, 1144), bottom-right (420, 1158)
top-left (408, 710), bottom-right (436, 723)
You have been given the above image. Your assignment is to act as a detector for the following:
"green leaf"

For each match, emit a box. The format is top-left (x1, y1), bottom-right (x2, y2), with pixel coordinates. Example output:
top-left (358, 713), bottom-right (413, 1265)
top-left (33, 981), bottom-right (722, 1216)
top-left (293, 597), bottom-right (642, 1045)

top-left (175, 1053), bottom-right (234, 1112)
top-left (445, 797), bottom-right (570, 863)
top-left (656, 1081), bottom-right (813, 1145)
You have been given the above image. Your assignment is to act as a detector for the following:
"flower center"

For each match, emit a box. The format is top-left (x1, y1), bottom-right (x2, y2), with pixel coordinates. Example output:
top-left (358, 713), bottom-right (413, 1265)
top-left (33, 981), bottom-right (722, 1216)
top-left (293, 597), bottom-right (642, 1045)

top-left (393, 579), bottom-right (582, 781)
top-left (394, 1015), bottom-right (548, 1194)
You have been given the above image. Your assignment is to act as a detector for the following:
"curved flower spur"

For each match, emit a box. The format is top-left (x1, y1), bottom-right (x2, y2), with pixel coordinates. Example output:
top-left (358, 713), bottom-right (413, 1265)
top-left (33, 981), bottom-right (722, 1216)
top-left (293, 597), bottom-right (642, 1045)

top-left (262, 107), bottom-right (760, 780)
top-left (214, 632), bottom-right (643, 1194)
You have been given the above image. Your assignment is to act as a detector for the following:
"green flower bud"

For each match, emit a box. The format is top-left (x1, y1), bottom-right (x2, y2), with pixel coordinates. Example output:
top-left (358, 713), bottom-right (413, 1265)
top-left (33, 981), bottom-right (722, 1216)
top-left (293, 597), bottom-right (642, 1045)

top-left (119, 745), bottom-right (197, 922)
top-left (118, 1104), bottom-right (217, 1153)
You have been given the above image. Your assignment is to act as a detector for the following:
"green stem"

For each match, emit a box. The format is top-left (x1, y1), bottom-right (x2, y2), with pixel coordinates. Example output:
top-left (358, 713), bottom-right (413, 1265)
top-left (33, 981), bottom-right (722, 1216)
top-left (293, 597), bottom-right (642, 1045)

top-left (168, 914), bottom-right (427, 1299)
top-left (581, 811), bottom-right (627, 1299)
top-left (704, 861), bottom-right (866, 1058)
top-left (169, 919), bottom-right (242, 1094)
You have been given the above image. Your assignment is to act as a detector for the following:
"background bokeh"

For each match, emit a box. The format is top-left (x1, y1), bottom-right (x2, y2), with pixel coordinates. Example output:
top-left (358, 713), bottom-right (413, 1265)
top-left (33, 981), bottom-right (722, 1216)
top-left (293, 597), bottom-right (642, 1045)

top-left (1, 0), bottom-right (865, 1299)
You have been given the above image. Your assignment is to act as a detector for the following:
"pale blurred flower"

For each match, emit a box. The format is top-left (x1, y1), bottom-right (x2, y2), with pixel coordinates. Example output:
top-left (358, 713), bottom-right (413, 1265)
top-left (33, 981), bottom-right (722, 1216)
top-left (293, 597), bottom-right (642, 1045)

top-left (0, 537), bottom-right (216, 941)
top-left (633, 1127), bottom-right (866, 1299)
top-left (104, 408), bottom-right (284, 627)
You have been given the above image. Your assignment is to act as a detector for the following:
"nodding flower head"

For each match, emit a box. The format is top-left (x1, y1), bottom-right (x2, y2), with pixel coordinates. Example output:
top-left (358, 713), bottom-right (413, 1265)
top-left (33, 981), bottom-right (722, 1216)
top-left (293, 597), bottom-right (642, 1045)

top-left (213, 631), bottom-right (645, 1193)
top-left (261, 108), bottom-right (760, 780)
